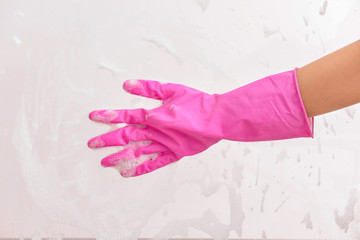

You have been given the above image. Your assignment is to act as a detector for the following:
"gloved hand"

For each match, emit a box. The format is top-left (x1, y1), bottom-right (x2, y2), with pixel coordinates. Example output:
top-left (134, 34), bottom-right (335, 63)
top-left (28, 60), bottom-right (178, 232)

top-left (88, 67), bottom-right (314, 178)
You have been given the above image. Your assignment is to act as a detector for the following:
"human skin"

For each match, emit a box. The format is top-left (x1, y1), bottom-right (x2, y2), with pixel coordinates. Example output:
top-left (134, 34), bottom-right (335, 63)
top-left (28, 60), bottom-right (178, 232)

top-left (296, 39), bottom-right (360, 118)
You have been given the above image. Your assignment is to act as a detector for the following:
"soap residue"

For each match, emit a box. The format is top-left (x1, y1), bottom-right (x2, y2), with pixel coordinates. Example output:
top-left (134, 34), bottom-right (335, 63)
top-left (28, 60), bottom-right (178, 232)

top-left (243, 146), bottom-right (251, 156)
top-left (345, 107), bottom-right (356, 119)
top-left (300, 212), bottom-right (313, 229)
top-left (262, 230), bottom-right (267, 239)
top-left (0, 66), bottom-right (5, 75)
top-left (319, 0), bottom-right (328, 16)
top-left (143, 34), bottom-right (182, 63)
top-left (192, 0), bottom-right (210, 12)
top-left (302, 16), bottom-right (309, 26)
top-left (13, 35), bottom-right (23, 47)
top-left (334, 190), bottom-right (359, 233)
top-left (153, 161), bottom-right (246, 239)
top-left (255, 156), bottom-right (260, 186)
top-left (323, 115), bottom-right (328, 128)
top-left (276, 149), bottom-right (288, 163)
top-left (260, 184), bottom-right (269, 213)
top-left (14, 9), bottom-right (25, 18)
top-left (274, 195), bottom-right (290, 213)
top-left (330, 124), bottom-right (336, 135)
top-left (98, 59), bottom-right (126, 75)
top-left (263, 25), bottom-right (286, 41)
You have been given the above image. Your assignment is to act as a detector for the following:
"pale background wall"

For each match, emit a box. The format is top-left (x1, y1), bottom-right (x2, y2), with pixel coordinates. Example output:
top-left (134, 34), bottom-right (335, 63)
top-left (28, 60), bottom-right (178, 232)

top-left (1, 0), bottom-right (360, 239)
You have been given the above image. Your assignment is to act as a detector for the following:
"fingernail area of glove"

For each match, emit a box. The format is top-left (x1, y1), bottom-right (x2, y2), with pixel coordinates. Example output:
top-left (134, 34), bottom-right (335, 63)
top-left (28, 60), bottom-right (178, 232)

top-left (87, 137), bottom-right (105, 149)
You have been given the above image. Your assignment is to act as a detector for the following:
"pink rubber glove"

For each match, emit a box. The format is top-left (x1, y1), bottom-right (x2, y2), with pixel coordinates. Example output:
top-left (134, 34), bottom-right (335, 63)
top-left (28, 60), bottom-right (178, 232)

top-left (88, 68), bottom-right (314, 177)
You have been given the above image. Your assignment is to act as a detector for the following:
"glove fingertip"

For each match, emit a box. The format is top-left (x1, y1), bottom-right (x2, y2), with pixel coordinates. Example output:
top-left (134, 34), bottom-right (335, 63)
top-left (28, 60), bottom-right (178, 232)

top-left (101, 158), bottom-right (112, 167)
top-left (123, 79), bottom-right (143, 93)
top-left (89, 111), bottom-right (97, 120)
top-left (87, 136), bottom-right (105, 149)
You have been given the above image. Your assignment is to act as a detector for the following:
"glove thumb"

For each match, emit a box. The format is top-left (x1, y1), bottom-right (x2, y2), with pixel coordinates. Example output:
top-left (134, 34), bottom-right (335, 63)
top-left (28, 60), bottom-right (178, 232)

top-left (123, 79), bottom-right (170, 101)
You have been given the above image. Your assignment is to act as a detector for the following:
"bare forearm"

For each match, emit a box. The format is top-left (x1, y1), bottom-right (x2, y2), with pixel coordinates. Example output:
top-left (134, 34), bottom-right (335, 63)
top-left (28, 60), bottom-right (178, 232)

top-left (296, 39), bottom-right (360, 118)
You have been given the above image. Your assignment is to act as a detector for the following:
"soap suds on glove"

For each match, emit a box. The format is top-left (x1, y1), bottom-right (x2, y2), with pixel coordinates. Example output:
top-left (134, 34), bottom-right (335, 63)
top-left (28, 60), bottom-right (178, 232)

top-left (91, 109), bottom-right (118, 122)
top-left (124, 79), bottom-right (142, 92)
top-left (113, 150), bottom-right (160, 177)
top-left (88, 136), bottom-right (105, 148)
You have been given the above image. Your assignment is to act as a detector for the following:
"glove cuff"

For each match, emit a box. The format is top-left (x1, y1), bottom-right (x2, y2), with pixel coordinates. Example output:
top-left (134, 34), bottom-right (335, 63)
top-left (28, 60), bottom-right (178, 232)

top-left (293, 67), bottom-right (314, 139)
top-left (217, 68), bottom-right (315, 141)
